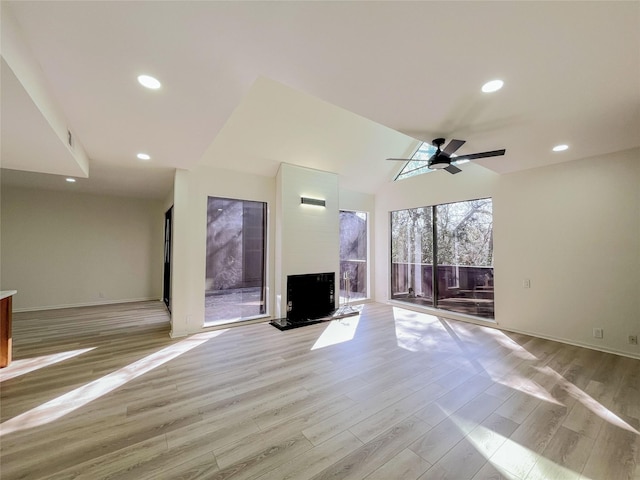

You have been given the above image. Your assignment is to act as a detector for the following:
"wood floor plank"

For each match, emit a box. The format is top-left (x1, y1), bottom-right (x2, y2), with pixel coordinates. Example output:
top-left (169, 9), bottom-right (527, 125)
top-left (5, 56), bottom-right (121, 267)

top-left (580, 419), bottom-right (640, 480)
top-left (364, 448), bottom-right (431, 480)
top-left (146, 452), bottom-right (219, 480)
top-left (255, 430), bottom-right (363, 480)
top-left (40, 434), bottom-right (169, 480)
top-left (1, 301), bottom-right (638, 480)
top-left (212, 433), bottom-right (314, 480)
top-left (525, 426), bottom-right (594, 480)
top-left (470, 462), bottom-right (514, 480)
top-left (349, 383), bottom-right (446, 444)
top-left (310, 416), bottom-right (433, 480)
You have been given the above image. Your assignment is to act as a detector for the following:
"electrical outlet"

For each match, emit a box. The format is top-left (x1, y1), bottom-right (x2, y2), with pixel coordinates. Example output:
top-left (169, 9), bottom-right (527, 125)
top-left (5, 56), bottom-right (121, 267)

top-left (523, 279), bottom-right (531, 288)
top-left (593, 328), bottom-right (603, 339)
top-left (629, 335), bottom-right (638, 345)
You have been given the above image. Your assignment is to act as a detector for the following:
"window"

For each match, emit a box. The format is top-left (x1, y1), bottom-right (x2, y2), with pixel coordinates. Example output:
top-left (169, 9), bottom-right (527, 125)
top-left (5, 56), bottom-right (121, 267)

top-left (205, 197), bottom-right (267, 325)
top-left (339, 210), bottom-right (368, 303)
top-left (390, 198), bottom-right (494, 319)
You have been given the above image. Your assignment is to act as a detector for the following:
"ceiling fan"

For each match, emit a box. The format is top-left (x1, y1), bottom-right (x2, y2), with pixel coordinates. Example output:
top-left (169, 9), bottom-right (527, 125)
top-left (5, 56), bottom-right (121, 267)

top-left (387, 138), bottom-right (506, 174)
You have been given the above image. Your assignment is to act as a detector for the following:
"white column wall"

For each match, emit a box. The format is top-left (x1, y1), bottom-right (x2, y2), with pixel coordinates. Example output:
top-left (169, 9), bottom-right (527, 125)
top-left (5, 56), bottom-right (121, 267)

top-left (170, 166), bottom-right (275, 337)
top-left (274, 164), bottom-right (340, 318)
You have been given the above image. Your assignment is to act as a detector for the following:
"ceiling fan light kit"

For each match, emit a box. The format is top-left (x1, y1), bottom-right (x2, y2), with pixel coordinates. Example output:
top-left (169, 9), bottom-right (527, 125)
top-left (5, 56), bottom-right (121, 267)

top-left (429, 160), bottom-right (448, 169)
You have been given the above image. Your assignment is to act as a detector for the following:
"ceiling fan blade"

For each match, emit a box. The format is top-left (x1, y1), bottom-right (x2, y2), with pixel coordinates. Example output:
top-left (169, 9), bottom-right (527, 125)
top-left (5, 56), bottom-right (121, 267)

top-left (386, 157), bottom-right (416, 161)
top-left (442, 139), bottom-right (465, 156)
top-left (453, 149), bottom-right (506, 161)
top-left (444, 164), bottom-right (462, 174)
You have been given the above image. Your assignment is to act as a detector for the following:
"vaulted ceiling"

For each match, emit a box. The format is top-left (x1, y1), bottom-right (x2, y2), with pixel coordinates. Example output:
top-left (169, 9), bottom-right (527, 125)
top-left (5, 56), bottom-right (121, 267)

top-left (2, 1), bottom-right (639, 198)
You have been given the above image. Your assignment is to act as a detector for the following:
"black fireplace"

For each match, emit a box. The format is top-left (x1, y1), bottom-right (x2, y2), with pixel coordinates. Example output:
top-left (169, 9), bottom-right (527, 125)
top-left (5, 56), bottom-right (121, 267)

top-left (286, 272), bottom-right (335, 322)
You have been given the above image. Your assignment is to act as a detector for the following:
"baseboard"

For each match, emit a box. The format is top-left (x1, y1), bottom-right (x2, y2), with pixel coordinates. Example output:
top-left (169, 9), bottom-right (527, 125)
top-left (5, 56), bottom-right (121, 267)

top-left (494, 325), bottom-right (640, 361)
top-left (13, 297), bottom-right (161, 313)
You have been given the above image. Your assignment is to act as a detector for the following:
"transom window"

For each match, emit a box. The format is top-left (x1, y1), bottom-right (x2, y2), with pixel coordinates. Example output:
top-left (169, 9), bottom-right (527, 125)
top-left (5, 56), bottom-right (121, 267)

top-left (395, 142), bottom-right (437, 180)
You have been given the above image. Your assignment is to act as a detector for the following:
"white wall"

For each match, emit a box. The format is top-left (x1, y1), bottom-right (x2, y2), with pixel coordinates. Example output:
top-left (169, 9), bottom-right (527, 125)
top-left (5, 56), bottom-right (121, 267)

top-left (375, 148), bottom-right (640, 358)
top-left (162, 187), bottom-right (174, 213)
top-left (1, 5), bottom-right (90, 177)
top-left (275, 164), bottom-right (340, 318)
top-left (494, 148), bottom-right (639, 357)
top-left (171, 166), bottom-right (276, 337)
top-left (0, 187), bottom-right (164, 311)
top-left (170, 163), bottom-right (369, 335)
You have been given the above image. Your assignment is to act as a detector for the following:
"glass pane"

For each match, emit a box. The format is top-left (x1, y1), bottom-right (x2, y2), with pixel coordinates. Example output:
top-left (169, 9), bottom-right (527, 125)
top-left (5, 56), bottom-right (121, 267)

top-left (435, 199), bottom-right (494, 319)
top-left (395, 142), bottom-right (437, 181)
top-left (205, 197), bottom-right (266, 324)
top-left (390, 207), bottom-right (434, 306)
top-left (339, 211), bottom-right (367, 302)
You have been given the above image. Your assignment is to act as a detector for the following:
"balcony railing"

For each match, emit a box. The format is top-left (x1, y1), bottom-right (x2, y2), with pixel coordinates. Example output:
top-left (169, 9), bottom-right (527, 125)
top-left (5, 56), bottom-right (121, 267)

top-left (340, 259), bottom-right (367, 301)
top-left (391, 262), bottom-right (494, 319)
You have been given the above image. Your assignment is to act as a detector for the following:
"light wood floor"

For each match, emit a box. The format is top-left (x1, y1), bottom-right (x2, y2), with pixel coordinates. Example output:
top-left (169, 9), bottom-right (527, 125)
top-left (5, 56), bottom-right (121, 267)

top-left (1, 301), bottom-right (638, 480)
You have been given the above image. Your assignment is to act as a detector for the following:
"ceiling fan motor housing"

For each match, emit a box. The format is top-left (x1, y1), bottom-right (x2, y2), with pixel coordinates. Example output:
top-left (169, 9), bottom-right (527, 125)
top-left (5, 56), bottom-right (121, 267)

top-left (429, 138), bottom-right (449, 169)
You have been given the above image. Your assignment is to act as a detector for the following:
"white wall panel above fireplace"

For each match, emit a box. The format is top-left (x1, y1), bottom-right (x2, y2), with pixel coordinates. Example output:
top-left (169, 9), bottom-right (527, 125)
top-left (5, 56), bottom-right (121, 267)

top-left (275, 163), bottom-right (340, 319)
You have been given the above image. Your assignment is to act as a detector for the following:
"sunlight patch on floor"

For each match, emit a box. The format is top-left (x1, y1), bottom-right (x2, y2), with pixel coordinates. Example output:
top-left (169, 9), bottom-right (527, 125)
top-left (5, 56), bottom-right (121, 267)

top-left (393, 306), bottom-right (563, 405)
top-left (535, 365), bottom-right (640, 435)
top-left (0, 348), bottom-right (95, 383)
top-left (393, 307), bottom-right (442, 352)
top-left (311, 317), bottom-right (360, 350)
top-left (392, 305), bottom-right (636, 437)
top-left (0, 329), bottom-right (227, 436)
top-left (496, 373), bottom-right (564, 406)
top-left (482, 328), bottom-right (540, 361)
top-left (447, 412), bottom-right (590, 480)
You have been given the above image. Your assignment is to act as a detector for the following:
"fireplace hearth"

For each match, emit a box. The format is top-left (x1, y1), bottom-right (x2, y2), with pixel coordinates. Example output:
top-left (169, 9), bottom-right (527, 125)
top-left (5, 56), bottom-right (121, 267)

top-left (269, 272), bottom-right (358, 330)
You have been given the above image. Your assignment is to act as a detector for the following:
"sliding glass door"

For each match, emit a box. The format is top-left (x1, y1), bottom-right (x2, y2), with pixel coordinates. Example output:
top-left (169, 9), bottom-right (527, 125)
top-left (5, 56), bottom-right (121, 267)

top-left (205, 197), bottom-right (267, 325)
top-left (435, 199), bottom-right (494, 318)
top-left (390, 207), bottom-right (434, 306)
top-left (391, 198), bottom-right (494, 319)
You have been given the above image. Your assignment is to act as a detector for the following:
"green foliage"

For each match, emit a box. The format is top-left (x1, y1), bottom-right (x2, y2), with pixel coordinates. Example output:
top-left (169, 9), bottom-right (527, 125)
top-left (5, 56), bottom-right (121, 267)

top-left (391, 198), bottom-right (493, 267)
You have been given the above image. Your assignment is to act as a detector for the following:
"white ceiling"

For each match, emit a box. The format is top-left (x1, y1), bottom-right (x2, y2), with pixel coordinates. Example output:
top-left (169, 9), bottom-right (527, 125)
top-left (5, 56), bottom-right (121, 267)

top-left (1, 1), bottom-right (639, 198)
top-left (1, 59), bottom-right (86, 178)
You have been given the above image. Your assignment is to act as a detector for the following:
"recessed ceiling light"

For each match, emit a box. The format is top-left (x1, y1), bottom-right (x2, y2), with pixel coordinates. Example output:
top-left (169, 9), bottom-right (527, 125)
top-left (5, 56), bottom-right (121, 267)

top-left (66, 178), bottom-right (76, 183)
top-left (137, 153), bottom-right (151, 160)
top-left (552, 144), bottom-right (569, 152)
top-left (482, 79), bottom-right (504, 93)
top-left (137, 75), bottom-right (161, 90)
